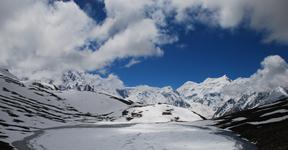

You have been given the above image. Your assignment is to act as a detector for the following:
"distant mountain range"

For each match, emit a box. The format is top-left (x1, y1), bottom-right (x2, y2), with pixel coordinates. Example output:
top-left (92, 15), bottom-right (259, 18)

top-left (46, 70), bottom-right (287, 119)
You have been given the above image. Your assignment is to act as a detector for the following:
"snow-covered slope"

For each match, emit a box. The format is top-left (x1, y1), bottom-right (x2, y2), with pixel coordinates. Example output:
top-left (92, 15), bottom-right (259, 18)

top-left (58, 90), bottom-right (128, 116)
top-left (0, 68), bottom-right (131, 142)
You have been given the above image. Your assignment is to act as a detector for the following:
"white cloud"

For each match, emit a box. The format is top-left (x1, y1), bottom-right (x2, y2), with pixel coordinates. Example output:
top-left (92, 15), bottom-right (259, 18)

top-left (223, 55), bottom-right (288, 96)
top-left (0, 0), bottom-right (287, 81)
top-left (86, 19), bottom-right (164, 69)
top-left (0, 0), bottom-right (95, 79)
top-left (0, 0), bottom-right (169, 80)
top-left (168, 0), bottom-right (288, 43)
top-left (249, 55), bottom-right (288, 90)
top-left (248, 0), bottom-right (288, 43)
top-left (124, 59), bottom-right (141, 68)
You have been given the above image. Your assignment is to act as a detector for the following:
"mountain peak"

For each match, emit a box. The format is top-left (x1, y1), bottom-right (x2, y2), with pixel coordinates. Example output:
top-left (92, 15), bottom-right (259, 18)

top-left (161, 86), bottom-right (174, 91)
top-left (203, 75), bottom-right (231, 84)
top-left (178, 81), bottom-right (198, 90)
top-left (59, 70), bottom-right (124, 96)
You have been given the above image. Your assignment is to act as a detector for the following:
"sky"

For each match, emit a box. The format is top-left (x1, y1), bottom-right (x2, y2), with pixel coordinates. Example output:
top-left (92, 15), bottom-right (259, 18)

top-left (0, 0), bottom-right (288, 88)
top-left (111, 26), bottom-right (288, 88)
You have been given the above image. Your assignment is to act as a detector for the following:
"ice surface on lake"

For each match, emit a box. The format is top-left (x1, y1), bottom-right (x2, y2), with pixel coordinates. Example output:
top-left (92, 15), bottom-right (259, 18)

top-left (25, 123), bottom-right (247, 150)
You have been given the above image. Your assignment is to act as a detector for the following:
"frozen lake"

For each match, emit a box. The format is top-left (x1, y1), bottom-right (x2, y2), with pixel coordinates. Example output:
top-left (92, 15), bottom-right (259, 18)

top-left (13, 122), bottom-right (256, 150)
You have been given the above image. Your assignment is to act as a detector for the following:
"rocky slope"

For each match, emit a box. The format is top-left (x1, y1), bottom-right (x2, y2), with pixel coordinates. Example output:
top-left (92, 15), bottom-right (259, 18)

top-left (215, 98), bottom-right (288, 150)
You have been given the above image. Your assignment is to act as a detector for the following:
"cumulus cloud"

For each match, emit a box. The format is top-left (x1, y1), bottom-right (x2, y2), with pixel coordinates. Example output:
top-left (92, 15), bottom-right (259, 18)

top-left (223, 55), bottom-right (288, 96)
top-left (246, 55), bottom-right (288, 90)
top-left (0, 0), bottom-right (95, 79)
top-left (0, 0), bottom-right (287, 81)
top-left (170, 0), bottom-right (288, 43)
top-left (248, 0), bottom-right (288, 43)
top-left (0, 0), bottom-right (169, 80)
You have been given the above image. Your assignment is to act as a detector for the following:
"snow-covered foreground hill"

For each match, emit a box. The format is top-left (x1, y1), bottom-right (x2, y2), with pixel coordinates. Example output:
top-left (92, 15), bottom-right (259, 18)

top-left (0, 68), bottom-right (133, 143)
top-left (12, 122), bottom-right (256, 150)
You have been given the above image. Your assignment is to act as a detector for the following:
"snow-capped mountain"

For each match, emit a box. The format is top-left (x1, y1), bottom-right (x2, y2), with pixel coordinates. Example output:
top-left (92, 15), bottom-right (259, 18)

top-left (42, 70), bottom-right (288, 119)
top-left (59, 70), bottom-right (124, 97)
top-left (214, 86), bottom-right (288, 117)
top-left (54, 71), bottom-right (190, 107)
top-left (177, 75), bottom-right (288, 118)
top-left (119, 85), bottom-right (189, 107)
top-left (177, 75), bottom-right (232, 118)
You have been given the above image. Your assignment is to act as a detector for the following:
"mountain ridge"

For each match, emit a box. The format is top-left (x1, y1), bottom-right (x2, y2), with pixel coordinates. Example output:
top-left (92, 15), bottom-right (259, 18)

top-left (22, 68), bottom-right (288, 119)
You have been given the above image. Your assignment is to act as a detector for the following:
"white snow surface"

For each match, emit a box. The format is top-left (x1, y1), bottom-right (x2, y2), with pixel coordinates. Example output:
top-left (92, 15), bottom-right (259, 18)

top-left (117, 104), bottom-right (202, 123)
top-left (26, 123), bottom-right (245, 150)
top-left (248, 115), bottom-right (288, 125)
top-left (232, 117), bottom-right (247, 122)
top-left (260, 109), bottom-right (288, 117)
top-left (58, 90), bottom-right (127, 115)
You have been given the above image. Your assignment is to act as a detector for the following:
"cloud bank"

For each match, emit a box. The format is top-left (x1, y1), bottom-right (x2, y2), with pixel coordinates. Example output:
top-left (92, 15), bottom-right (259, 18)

top-left (0, 0), bottom-right (287, 80)
top-left (223, 55), bottom-right (288, 96)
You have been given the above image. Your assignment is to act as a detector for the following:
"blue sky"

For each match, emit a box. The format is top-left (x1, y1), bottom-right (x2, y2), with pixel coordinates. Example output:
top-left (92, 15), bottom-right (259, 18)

top-left (73, 0), bottom-right (288, 88)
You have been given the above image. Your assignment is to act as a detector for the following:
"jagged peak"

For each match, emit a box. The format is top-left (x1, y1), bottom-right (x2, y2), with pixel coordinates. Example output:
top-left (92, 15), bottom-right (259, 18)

top-left (162, 86), bottom-right (173, 89)
top-left (161, 86), bottom-right (174, 92)
top-left (203, 75), bottom-right (232, 84)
